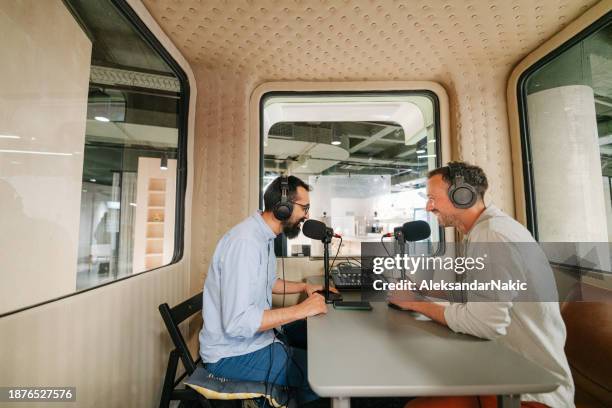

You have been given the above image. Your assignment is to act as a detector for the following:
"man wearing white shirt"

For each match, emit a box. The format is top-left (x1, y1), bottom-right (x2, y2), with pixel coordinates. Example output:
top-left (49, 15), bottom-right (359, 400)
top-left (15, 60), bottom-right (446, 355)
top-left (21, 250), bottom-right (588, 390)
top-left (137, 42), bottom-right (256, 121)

top-left (390, 161), bottom-right (574, 408)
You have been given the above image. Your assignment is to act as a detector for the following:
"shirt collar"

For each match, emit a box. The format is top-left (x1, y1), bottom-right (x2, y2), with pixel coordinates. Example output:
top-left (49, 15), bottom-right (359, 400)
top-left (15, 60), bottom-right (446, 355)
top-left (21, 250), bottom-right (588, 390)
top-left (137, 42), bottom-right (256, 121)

top-left (253, 211), bottom-right (277, 241)
top-left (468, 204), bottom-right (501, 234)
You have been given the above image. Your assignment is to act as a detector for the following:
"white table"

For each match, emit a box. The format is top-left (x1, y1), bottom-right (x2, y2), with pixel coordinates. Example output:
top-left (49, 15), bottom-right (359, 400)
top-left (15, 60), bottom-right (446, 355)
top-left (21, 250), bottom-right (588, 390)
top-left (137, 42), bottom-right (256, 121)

top-left (307, 300), bottom-right (559, 408)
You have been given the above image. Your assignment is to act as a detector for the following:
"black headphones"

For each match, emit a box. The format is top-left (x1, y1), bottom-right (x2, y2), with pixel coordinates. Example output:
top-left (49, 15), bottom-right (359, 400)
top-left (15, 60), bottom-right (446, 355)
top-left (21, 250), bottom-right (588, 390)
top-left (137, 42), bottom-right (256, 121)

top-left (272, 174), bottom-right (293, 221)
top-left (447, 163), bottom-right (478, 209)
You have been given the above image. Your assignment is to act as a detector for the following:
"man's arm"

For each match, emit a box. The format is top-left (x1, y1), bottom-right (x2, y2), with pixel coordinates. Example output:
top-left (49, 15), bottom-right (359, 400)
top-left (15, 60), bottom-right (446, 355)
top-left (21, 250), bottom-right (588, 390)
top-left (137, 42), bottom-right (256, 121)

top-left (258, 293), bottom-right (327, 332)
top-left (389, 293), bottom-right (511, 339)
top-left (389, 298), bottom-right (448, 326)
top-left (444, 302), bottom-right (511, 340)
top-left (272, 279), bottom-right (305, 294)
top-left (272, 279), bottom-right (341, 296)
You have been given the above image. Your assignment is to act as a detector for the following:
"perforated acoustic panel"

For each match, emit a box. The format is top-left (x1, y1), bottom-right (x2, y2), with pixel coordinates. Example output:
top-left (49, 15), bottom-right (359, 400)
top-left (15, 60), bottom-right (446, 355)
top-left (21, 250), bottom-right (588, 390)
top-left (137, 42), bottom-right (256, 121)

top-left (140, 0), bottom-right (598, 286)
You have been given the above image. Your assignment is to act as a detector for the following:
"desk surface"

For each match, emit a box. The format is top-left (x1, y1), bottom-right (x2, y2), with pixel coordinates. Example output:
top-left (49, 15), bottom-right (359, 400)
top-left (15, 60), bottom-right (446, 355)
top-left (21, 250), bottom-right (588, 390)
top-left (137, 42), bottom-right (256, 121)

top-left (307, 301), bottom-right (559, 398)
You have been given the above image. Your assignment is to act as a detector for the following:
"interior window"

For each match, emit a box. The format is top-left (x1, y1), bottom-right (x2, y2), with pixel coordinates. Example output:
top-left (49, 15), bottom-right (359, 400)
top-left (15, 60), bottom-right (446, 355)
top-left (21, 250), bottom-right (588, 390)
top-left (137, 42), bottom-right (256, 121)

top-left (0, 0), bottom-right (187, 315)
top-left (261, 93), bottom-right (442, 259)
top-left (521, 16), bottom-right (611, 271)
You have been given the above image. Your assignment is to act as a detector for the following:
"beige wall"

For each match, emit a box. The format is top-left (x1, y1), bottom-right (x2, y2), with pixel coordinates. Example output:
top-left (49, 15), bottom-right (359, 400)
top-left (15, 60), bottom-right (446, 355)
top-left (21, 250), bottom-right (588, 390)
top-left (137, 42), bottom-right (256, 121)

top-left (0, 0), bottom-right (91, 313)
top-left (0, 0), bottom-right (197, 407)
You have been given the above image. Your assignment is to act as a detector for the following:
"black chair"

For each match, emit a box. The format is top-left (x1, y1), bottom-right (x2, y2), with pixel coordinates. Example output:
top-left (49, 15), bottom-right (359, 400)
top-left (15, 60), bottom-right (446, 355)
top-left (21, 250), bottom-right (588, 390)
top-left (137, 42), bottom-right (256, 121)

top-left (158, 292), bottom-right (242, 408)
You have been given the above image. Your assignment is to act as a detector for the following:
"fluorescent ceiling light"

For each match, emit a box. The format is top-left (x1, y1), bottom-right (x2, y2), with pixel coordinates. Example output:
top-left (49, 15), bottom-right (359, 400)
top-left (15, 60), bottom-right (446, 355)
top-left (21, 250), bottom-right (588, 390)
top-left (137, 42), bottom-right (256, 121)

top-left (0, 134), bottom-right (20, 139)
top-left (94, 116), bottom-right (110, 122)
top-left (0, 149), bottom-right (72, 156)
top-left (416, 149), bottom-right (426, 154)
top-left (427, 139), bottom-right (436, 144)
top-left (417, 154), bottom-right (437, 159)
top-left (90, 178), bottom-right (96, 182)
top-left (331, 140), bottom-right (341, 146)
top-left (263, 100), bottom-right (425, 147)
top-left (107, 201), bottom-right (120, 210)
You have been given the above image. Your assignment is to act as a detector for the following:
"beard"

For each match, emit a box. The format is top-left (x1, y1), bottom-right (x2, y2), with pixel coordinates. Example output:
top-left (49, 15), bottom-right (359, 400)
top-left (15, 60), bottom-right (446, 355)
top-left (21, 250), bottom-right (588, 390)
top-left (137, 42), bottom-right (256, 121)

top-left (282, 218), bottom-right (304, 239)
top-left (434, 211), bottom-right (459, 228)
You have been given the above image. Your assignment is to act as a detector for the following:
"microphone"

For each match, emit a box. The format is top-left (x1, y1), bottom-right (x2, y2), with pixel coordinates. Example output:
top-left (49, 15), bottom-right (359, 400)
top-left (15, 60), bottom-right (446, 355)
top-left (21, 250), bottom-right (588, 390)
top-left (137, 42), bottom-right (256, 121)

top-left (302, 219), bottom-right (344, 303)
top-left (402, 220), bottom-right (431, 242)
top-left (302, 219), bottom-right (341, 241)
top-left (382, 220), bottom-right (431, 242)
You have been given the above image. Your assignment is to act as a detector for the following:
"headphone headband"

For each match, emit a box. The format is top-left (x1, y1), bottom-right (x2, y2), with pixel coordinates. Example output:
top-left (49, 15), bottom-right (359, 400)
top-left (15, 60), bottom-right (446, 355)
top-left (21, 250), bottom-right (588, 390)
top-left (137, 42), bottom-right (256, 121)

top-left (280, 174), bottom-right (288, 203)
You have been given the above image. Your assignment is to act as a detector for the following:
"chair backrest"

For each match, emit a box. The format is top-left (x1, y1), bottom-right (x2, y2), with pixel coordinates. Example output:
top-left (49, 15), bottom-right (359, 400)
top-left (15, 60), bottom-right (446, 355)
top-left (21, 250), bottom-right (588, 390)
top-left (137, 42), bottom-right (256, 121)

top-left (159, 292), bottom-right (203, 375)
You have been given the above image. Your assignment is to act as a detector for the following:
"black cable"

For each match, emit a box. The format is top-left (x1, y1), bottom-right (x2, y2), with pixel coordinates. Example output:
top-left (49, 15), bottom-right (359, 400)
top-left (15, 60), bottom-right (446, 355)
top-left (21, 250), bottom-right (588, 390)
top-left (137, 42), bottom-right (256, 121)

top-left (266, 235), bottom-right (309, 407)
top-left (273, 234), bottom-right (293, 407)
top-left (336, 261), bottom-right (359, 268)
top-left (329, 236), bottom-right (343, 271)
top-left (281, 235), bottom-right (289, 402)
top-left (380, 235), bottom-right (393, 258)
top-left (263, 240), bottom-right (274, 407)
top-left (281, 239), bottom-right (286, 308)
top-left (265, 343), bottom-right (272, 407)
top-left (348, 256), bottom-right (362, 266)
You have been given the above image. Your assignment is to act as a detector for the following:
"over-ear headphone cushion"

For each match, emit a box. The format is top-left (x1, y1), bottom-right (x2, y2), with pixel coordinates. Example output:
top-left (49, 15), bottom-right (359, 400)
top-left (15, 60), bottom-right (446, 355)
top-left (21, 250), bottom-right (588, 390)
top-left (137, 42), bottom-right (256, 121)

top-left (449, 184), bottom-right (477, 209)
top-left (273, 202), bottom-right (293, 221)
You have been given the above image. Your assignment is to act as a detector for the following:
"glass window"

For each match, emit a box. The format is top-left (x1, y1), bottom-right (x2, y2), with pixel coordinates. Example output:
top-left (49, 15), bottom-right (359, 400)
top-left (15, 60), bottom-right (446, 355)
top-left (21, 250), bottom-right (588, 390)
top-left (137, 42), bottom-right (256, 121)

top-left (520, 16), bottom-right (611, 271)
top-left (0, 0), bottom-right (187, 315)
top-left (260, 93), bottom-right (442, 259)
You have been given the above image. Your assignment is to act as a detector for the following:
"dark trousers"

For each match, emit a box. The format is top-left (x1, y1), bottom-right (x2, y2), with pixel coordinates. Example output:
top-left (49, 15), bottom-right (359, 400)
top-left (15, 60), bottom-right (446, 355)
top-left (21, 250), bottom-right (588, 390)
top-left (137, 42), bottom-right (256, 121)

top-left (205, 320), bottom-right (317, 405)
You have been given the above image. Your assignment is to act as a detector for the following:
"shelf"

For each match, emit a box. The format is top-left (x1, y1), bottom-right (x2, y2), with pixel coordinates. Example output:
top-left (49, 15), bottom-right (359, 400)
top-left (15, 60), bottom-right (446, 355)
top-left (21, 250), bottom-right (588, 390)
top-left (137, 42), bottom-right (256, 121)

top-left (147, 208), bottom-right (165, 222)
top-left (146, 223), bottom-right (164, 239)
top-left (148, 194), bottom-right (165, 207)
top-left (149, 178), bottom-right (166, 191)
top-left (146, 240), bottom-right (163, 254)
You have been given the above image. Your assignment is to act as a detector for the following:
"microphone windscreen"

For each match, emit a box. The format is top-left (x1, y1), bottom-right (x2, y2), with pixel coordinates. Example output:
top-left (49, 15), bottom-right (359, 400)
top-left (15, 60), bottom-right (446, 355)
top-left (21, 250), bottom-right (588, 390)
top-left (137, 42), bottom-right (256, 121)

top-left (302, 219), bottom-right (328, 241)
top-left (402, 220), bottom-right (431, 242)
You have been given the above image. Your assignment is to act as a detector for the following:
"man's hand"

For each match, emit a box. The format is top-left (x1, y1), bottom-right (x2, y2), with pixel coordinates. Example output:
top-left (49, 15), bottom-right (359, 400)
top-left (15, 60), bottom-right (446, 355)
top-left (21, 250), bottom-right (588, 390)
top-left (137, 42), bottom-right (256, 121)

top-left (387, 289), bottom-right (426, 311)
top-left (297, 293), bottom-right (328, 318)
top-left (304, 283), bottom-right (340, 297)
top-left (387, 290), bottom-right (448, 325)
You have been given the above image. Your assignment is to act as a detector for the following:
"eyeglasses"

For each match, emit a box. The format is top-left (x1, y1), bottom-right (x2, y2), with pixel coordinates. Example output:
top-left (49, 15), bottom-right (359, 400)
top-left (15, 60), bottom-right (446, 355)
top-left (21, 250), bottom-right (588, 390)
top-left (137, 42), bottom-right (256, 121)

top-left (291, 201), bottom-right (310, 214)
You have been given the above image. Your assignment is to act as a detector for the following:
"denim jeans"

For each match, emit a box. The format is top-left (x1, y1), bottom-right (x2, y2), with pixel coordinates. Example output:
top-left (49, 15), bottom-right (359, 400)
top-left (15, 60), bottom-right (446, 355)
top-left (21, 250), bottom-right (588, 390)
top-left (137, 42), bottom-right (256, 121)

top-left (205, 320), bottom-right (318, 405)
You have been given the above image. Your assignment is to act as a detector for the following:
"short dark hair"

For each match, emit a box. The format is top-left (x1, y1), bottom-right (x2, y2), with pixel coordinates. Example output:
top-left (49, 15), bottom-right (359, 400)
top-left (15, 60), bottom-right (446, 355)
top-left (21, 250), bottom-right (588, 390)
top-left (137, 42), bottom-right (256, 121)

top-left (427, 161), bottom-right (488, 200)
top-left (264, 175), bottom-right (311, 212)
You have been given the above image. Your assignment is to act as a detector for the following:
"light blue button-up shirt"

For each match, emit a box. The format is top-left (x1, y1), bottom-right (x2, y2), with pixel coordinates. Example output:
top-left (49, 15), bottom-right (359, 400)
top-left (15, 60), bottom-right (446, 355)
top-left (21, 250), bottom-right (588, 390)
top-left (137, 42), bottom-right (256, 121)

top-left (199, 211), bottom-right (278, 363)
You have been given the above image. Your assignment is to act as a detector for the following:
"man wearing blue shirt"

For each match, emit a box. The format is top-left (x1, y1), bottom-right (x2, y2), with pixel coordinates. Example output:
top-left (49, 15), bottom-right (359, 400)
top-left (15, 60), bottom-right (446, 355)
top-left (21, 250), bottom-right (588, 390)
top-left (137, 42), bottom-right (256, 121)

top-left (199, 175), bottom-right (331, 405)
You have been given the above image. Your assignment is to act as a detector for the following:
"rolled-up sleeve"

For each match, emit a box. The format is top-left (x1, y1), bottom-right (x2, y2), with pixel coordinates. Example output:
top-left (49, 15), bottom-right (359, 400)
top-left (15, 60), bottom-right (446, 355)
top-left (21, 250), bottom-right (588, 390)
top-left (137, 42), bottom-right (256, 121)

top-left (219, 239), bottom-right (264, 338)
top-left (445, 301), bottom-right (512, 340)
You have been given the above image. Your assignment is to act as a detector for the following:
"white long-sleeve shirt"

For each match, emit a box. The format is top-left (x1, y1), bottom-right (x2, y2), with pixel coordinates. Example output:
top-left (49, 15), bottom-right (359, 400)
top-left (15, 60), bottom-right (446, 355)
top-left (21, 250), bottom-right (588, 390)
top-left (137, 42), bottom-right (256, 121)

top-left (443, 205), bottom-right (575, 408)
